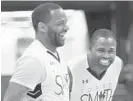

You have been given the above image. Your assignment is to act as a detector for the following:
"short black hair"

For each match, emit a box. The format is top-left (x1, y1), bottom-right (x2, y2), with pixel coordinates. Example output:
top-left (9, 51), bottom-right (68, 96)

top-left (32, 3), bottom-right (62, 31)
top-left (90, 29), bottom-right (116, 46)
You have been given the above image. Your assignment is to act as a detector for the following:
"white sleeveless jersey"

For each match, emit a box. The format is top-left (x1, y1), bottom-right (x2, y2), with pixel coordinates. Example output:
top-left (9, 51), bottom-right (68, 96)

top-left (15, 40), bottom-right (70, 101)
top-left (70, 55), bottom-right (123, 101)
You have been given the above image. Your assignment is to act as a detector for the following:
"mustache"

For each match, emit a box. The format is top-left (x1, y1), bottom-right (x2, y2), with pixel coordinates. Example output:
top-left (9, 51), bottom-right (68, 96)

top-left (61, 29), bottom-right (68, 33)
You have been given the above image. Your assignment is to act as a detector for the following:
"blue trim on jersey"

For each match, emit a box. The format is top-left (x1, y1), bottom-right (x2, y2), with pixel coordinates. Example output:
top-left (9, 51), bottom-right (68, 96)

top-left (47, 51), bottom-right (60, 62)
top-left (87, 68), bottom-right (106, 80)
top-left (27, 83), bottom-right (42, 98)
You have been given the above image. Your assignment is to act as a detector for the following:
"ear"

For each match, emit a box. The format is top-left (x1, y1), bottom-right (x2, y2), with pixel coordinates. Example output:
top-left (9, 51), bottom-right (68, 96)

top-left (38, 22), bottom-right (48, 33)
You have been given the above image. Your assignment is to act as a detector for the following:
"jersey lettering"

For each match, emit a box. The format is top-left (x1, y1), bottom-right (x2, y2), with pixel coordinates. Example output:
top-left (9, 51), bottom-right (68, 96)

top-left (55, 74), bottom-right (69, 95)
top-left (80, 89), bottom-right (112, 101)
top-left (55, 75), bottom-right (64, 95)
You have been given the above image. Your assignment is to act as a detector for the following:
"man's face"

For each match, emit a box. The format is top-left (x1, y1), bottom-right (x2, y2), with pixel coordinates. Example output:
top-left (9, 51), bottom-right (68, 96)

top-left (90, 37), bottom-right (117, 70)
top-left (47, 8), bottom-right (69, 47)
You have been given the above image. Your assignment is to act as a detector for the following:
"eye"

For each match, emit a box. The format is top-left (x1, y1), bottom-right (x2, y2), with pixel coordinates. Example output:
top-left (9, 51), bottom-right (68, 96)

top-left (108, 50), bottom-right (116, 54)
top-left (57, 22), bottom-right (64, 25)
top-left (56, 20), bottom-right (66, 26)
top-left (108, 48), bottom-right (116, 54)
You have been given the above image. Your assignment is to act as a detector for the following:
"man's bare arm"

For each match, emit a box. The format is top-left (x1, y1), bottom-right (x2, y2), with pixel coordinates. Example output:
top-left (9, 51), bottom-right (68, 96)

top-left (3, 82), bottom-right (30, 101)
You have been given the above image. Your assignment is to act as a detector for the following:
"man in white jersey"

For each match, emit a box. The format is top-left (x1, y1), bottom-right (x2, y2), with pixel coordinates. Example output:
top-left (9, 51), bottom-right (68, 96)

top-left (70, 29), bottom-right (123, 101)
top-left (3, 3), bottom-right (72, 101)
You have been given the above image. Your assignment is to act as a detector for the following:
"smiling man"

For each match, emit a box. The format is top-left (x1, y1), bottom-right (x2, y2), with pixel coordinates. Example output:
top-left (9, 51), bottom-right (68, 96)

top-left (3, 3), bottom-right (72, 101)
top-left (70, 29), bottom-right (123, 101)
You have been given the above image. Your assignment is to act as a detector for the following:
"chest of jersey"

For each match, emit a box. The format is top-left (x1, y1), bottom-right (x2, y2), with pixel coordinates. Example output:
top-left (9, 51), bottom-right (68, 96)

top-left (24, 52), bottom-right (70, 101)
top-left (71, 66), bottom-right (118, 101)
top-left (45, 56), bottom-right (70, 96)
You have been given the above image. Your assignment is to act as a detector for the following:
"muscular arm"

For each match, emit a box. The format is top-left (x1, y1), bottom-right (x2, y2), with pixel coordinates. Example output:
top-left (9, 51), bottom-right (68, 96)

top-left (3, 57), bottom-right (46, 101)
top-left (3, 82), bottom-right (30, 101)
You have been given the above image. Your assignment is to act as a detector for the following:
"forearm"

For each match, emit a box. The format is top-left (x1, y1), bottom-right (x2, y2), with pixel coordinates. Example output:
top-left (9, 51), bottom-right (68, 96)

top-left (3, 90), bottom-right (26, 101)
top-left (3, 82), bottom-right (29, 101)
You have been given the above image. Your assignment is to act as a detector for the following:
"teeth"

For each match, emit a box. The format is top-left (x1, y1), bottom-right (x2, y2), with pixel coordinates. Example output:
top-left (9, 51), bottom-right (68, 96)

top-left (60, 34), bottom-right (64, 36)
top-left (59, 33), bottom-right (65, 37)
top-left (100, 59), bottom-right (110, 65)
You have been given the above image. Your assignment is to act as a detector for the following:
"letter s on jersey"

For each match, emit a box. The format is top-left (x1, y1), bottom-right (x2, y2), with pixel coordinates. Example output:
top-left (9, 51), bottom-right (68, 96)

top-left (55, 75), bottom-right (64, 95)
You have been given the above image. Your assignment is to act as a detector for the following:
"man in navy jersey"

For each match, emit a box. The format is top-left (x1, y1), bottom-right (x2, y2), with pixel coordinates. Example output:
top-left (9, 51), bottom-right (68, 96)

top-left (3, 3), bottom-right (72, 101)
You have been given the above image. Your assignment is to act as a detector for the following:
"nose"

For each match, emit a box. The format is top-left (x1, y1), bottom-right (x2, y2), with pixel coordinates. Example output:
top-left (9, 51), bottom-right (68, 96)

top-left (103, 52), bottom-right (110, 59)
top-left (64, 24), bottom-right (69, 31)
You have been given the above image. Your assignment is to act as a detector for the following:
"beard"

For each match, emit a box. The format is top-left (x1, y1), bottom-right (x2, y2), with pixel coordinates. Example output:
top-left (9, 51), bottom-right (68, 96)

top-left (47, 27), bottom-right (66, 47)
top-left (54, 33), bottom-right (65, 47)
top-left (49, 32), bottom-right (65, 47)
